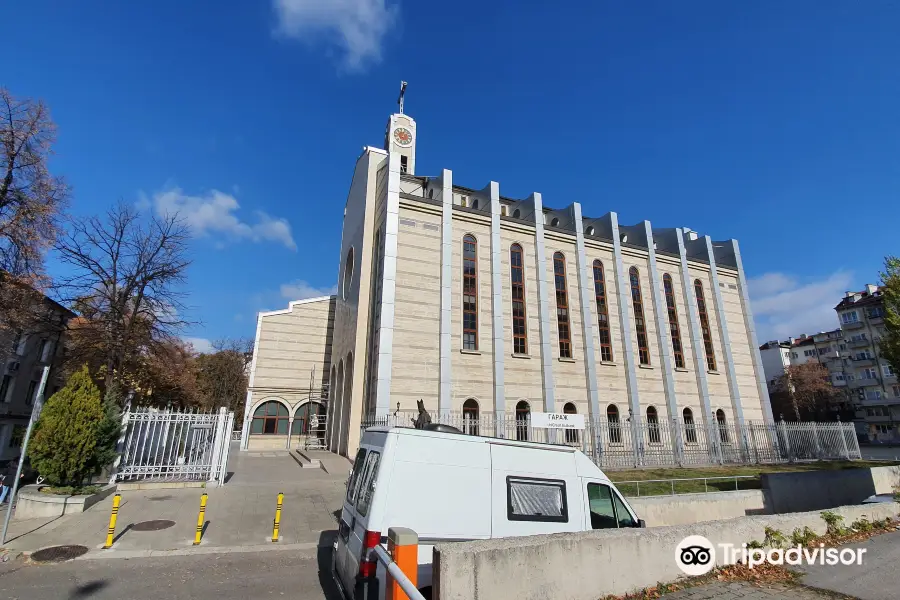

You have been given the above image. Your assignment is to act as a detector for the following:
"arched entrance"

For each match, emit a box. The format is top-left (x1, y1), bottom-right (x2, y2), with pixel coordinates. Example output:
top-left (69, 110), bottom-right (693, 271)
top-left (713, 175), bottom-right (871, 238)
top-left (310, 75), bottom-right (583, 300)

top-left (327, 365), bottom-right (338, 452)
top-left (293, 401), bottom-right (327, 445)
top-left (339, 353), bottom-right (353, 457)
top-left (334, 361), bottom-right (345, 454)
top-left (515, 400), bottom-right (530, 441)
top-left (463, 399), bottom-right (479, 436)
top-left (563, 402), bottom-right (578, 444)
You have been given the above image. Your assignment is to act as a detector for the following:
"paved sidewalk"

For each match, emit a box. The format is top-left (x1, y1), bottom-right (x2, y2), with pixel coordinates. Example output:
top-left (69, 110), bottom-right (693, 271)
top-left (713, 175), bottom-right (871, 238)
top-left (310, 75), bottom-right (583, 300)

top-left (1, 446), bottom-right (350, 560)
top-left (663, 581), bottom-right (843, 599)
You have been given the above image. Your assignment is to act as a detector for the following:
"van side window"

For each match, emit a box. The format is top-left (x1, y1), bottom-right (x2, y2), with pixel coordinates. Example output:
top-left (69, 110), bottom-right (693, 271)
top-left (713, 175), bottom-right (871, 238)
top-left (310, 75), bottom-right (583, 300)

top-left (346, 449), bottom-right (367, 504)
top-left (506, 476), bottom-right (568, 523)
top-left (356, 451), bottom-right (381, 517)
top-left (587, 483), bottom-right (637, 529)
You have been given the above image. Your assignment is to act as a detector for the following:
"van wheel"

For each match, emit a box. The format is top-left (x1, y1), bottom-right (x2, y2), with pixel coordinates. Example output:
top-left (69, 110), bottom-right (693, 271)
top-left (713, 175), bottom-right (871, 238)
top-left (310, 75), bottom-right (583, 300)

top-left (419, 586), bottom-right (432, 599)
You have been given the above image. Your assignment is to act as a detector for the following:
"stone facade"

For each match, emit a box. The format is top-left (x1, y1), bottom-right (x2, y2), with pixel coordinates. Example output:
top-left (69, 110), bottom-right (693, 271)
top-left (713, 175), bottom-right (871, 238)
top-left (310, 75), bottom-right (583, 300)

top-left (243, 104), bottom-right (773, 457)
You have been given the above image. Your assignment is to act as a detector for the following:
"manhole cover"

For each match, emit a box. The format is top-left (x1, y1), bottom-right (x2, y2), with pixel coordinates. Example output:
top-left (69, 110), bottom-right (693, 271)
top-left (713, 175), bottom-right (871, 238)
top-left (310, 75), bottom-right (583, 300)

top-left (31, 545), bottom-right (89, 562)
top-left (131, 520), bottom-right (176, 531)
top-left (147, 496), bottom-right (172, 502)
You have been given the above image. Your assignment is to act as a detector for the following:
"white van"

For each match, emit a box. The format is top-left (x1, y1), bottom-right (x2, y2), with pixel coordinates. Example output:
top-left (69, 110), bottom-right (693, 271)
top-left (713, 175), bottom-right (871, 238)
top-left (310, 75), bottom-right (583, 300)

top-left (333, 426), bottom-right (644, 599)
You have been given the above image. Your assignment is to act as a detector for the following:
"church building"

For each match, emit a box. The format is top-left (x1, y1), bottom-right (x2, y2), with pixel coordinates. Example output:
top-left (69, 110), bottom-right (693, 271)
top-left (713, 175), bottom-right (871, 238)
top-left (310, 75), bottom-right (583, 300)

top-left (239, 86), bottom-right (774, 460)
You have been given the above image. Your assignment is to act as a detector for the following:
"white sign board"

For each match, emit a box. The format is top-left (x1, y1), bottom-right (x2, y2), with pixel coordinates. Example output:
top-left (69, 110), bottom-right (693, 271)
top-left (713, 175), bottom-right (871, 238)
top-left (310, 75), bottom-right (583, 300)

top-left (530, 412), bottom-right (585, 430)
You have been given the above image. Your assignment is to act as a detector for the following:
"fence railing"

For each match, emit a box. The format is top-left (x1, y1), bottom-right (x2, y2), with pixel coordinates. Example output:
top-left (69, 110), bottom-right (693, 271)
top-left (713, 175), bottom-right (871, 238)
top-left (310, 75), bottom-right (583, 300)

top-left (361, 411), bottom-right (861, 469)
top-left (614, 475), bottom-right (760, 497)
top-left (113, 406), bottom-right (234, 485)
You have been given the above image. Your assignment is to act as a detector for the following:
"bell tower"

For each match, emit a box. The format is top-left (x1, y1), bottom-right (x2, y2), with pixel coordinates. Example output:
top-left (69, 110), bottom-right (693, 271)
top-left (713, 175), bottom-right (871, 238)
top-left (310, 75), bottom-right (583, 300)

top-left (384, 81), bottom-right (416, 175)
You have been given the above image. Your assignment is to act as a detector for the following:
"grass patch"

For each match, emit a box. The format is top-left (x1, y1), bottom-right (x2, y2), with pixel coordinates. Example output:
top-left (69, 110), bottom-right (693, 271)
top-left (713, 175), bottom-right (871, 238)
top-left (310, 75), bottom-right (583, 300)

top-left (39, 485), bottom-right (101, 496)
top-left (607, 460), bottom-right (899, 497)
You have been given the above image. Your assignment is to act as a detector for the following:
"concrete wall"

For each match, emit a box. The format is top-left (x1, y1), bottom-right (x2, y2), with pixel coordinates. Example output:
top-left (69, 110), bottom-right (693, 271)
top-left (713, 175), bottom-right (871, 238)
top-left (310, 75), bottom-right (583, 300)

top-left (434, 502), bottom-right (900, 600)
top-left (763, 465), bottom-right (900, 513)
top-left (629, 489), bottom-right (769, 527)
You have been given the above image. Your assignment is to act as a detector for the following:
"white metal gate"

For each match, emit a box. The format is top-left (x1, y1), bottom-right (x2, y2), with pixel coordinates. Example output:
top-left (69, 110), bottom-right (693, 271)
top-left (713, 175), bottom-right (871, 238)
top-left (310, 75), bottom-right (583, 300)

top-left (112, 406), bottom-right (234, 485)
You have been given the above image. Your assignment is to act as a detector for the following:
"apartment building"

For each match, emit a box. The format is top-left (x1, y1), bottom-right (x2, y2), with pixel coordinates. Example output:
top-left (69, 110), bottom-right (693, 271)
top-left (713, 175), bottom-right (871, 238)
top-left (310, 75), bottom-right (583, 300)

top-left (0, 295), bottom-right (74, 462)
top-left (835, 285), bottom-right (897, 441)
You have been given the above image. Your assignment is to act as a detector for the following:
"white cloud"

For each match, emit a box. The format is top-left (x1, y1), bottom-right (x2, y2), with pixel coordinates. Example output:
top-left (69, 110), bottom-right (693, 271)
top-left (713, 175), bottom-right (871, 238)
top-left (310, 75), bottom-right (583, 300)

top-left (273, 0), bottom-right (398, 70)
top-left (184, 337), bottom-right (215, 354)
top-left (280, 280), bottom-right (337, 300)
top-left (749, 270), bottom-right (854, 343)
top-left (147, 186), bottom-right (297, 250)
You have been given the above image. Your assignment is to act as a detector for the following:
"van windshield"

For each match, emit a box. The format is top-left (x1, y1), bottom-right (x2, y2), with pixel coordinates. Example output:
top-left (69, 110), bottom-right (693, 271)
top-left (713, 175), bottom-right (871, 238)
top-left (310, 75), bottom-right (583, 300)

top-left (346, 449), bottom-right (367, 504)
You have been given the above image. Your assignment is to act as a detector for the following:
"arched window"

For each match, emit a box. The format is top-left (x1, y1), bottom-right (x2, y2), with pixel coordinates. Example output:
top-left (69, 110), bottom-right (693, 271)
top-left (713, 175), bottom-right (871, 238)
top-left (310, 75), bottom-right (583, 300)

top-left (343, 248), bottom-right (354, 300)
top-left (716, 409), bottom-right (729, 444)
top-left (516, 400), bottom-right (530, 441)
top-left (607, 405), bottom-right (621, 444)
top-left (510, 244), bottom-right (528, 355)
top-left (586, 226), bottom-right (595, 236)
top-left (646, 406), bottom-right (660, 444)
top-left (683, 408), bottom-right (697, 444)
top-left (513, 208), bottom-right (521, 219)
top-left (694, 280), bottom-right (717, 371)
top-left (663, 274), bottom-right (685, 369)
top-left (471, 198), bottom-right (479, 210)
top-left (463, 399), bottom-right (479, 436)
top-left (593, 260), bottom-right (613, 362)
top-left (629, 267), bottom-right (650, 365)
top-left (554, 252), bottom-right (572, 358)
top-left (292, 402), bottom-right (326, 436)
top-left (251, 401), bottom-right (289, 435)
top-left (462, 235), bottom-right (478, 350)
top-left (551, 217), bottom-right (560, 227)
top-left (563, 402), bottom-right (579, 444)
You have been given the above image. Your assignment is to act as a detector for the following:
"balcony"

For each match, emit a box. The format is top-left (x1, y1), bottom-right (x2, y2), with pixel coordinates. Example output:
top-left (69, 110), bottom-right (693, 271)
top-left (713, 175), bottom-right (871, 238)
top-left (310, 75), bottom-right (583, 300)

top-left (841, 320), bottom-right (865, 330)
top-left (848, 338), bottom-right (872, 349)
top-left (852, 357), bottom-right (876, 367)
top-left (850, 377), bottom-right (880, 389)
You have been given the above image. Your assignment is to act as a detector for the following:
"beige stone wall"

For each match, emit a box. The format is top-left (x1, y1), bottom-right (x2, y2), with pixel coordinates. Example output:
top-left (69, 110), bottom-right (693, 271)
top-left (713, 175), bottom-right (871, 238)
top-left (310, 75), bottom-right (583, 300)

top-left (718, 269), bottom-right (767, 423)
top-left (500, 224), bottom-right (545, 413)
top-left (390, 203), bottom-right (443, 412)
top-left (584, 243), bottom-right (630, 421)
top-left (449, 211), bottom-right (495, 413)
top-left (248, 296), bottom-right (335, 416)
top-left (544, 233), bottom-right (589, 416)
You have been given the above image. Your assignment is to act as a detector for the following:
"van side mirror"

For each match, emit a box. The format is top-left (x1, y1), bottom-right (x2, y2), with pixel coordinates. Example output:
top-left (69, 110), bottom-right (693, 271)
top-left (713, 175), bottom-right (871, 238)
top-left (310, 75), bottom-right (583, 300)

top-left (637, 519), bottom-right (646, 528)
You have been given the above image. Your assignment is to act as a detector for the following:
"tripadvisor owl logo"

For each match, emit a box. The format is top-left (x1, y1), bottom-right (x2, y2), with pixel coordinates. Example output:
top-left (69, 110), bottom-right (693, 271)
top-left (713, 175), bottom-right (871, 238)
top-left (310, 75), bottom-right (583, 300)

top-left (676, 535), bottom-right (715, 576)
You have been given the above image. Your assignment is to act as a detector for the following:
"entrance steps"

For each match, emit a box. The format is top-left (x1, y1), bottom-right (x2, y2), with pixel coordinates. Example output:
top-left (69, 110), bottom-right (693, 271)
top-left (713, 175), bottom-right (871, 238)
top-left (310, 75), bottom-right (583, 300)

top-left (292, 449), bottom-right (323, 470)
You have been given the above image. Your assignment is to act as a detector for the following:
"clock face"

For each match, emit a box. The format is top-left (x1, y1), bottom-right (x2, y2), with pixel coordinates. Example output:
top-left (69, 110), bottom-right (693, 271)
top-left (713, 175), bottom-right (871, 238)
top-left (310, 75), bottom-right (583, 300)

top-left (393, 127), bottom-right (413, 147)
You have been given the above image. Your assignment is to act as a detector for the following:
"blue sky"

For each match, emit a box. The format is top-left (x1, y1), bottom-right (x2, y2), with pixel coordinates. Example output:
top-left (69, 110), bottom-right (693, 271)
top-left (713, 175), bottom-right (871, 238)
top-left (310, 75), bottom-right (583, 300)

top-left (6, 1), bottom-right (899, 350)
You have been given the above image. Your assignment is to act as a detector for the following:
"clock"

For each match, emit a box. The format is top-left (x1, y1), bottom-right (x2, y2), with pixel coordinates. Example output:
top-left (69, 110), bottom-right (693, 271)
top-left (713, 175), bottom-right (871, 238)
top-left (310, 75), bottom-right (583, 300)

top-left (393, 127), bottom-right (413, 147)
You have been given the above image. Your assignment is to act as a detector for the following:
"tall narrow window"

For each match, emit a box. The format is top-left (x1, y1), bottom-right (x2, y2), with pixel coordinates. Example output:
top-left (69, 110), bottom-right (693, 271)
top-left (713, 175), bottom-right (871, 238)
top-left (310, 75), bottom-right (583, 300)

top-left (554, 252), bottom-right (572, 358)
top-left (593, 260), bottom-right (613, 362)
top-left (663, 274), bottom-right (685, 369)
top-left (646, 406), bottom-right (660, 444)
top-left (463, 399), bottom-right (479, 436)
top-left (694, 279), bottom-right (717, 371)
top-left (607, 405), bottom-right (621, 444)
top-left (716, 409), bottom-right (729, 444)
top-left (510, 244), bottom-right (528, 355)
top-left (516, 401), bottom-right (530, 441)
top-left (563, 402), bottom-right (579, 444)
top-left (683, 408), bottom-right (697, 443)
top-left (629, 267), bottom-right (650, 365)
top-left (462, 235), bottom-right (478, 350)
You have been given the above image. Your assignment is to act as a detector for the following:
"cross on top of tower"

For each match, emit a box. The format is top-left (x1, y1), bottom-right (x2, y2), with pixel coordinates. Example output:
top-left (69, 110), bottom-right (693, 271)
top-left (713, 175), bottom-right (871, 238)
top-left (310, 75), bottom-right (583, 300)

top-left (398, 81), bottom-right (408, 114)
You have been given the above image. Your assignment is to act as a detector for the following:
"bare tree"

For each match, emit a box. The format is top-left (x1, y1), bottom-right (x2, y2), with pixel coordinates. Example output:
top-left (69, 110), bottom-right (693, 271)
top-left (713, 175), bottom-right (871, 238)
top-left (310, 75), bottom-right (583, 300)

top-left (0, 88), bottom-right (69, 338)
top-left (54, 202), bottom-right (192, 393)
top-left (195, 337), bottom-right (253, 427)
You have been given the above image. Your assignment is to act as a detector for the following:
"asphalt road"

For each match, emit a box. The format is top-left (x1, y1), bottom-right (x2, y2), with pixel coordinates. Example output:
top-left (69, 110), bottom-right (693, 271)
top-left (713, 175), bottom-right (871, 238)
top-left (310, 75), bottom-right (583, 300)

top-left (0, 547), bottom-right (342, 600)
top-left (796, 529), bottom-right (900, 600)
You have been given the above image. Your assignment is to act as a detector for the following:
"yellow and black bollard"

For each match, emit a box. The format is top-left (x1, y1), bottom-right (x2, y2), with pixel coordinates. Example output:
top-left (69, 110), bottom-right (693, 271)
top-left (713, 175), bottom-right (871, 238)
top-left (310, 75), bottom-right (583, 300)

top-left (271, 492), bottom-right (284, 543)
top-left (102, 494), bottom-right (122, 549)
top-left (193, 493), bottom-right (208, 546)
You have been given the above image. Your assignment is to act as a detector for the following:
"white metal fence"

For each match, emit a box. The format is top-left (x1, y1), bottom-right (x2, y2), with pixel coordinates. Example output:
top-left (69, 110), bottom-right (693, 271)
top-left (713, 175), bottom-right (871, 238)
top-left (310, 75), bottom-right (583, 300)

top-left (112, 406), bottom-right (234, 485)
top-left (360, 411), bottom-right (861, 469)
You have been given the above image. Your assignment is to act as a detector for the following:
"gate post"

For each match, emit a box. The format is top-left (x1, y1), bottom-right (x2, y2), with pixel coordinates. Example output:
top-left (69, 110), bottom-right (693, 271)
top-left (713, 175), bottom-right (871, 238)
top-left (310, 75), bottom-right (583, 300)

top-left (208, 407), bottom-right (228, 485)
top-left (108, 396), bottom-right (133, 485)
